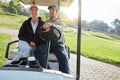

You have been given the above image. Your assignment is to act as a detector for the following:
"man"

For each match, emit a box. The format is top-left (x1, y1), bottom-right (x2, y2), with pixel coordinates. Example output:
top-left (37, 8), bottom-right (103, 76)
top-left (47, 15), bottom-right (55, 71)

top-left (9, 5), bottom-right (45, 63)
top-left (34, 5), bottom-right (70, 74)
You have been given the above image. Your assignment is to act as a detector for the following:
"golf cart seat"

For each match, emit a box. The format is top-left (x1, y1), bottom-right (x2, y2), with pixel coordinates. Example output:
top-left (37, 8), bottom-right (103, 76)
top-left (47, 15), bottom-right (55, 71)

top-left (8, 47), bottom-right (59, 61)
top-left (5, 40), bottom-right (70, 70)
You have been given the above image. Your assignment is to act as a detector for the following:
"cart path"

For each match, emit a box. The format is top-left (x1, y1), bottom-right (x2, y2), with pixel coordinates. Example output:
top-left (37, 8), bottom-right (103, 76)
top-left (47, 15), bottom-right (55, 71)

top-left (0, 28), bottom-right (18, 40)
top-left (1, 28), bottom-right (120, 80)
top-left (70, 54), bottom-right (120, 80)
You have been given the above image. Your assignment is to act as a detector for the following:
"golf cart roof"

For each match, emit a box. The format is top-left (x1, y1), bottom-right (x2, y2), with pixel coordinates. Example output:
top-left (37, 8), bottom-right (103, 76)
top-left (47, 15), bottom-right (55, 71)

top-left (20, 0), bottom-right (73, 7)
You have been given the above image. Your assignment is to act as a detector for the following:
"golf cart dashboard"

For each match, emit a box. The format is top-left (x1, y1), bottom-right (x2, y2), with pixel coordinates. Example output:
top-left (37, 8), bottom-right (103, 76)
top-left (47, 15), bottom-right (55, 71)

top-left (1, 57), bottom-right (43, 72)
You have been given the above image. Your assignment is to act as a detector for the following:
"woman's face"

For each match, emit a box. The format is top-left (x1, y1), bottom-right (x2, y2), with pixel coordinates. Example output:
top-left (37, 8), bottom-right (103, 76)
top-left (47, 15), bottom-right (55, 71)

top-left (30, 7), bottom-right (39, 18)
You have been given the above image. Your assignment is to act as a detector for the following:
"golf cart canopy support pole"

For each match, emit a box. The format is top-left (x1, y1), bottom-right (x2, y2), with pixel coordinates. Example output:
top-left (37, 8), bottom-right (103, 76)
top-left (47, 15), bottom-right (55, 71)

top-left (76, 0), bottom-right (81, 80)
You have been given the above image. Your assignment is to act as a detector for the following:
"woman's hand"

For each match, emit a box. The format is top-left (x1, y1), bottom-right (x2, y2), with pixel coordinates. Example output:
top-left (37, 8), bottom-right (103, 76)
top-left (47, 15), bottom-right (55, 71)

top-left (30, 41), bottom-right (36, 47)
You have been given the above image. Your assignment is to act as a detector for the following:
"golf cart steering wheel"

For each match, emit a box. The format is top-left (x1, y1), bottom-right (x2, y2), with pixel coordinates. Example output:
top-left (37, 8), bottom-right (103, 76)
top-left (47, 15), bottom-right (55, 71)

top-left (38, 26), bottom-right (61, 41)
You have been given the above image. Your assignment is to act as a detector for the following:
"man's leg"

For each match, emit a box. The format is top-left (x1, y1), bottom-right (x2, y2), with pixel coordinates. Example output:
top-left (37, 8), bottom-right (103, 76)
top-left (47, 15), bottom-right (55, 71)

top-left (51, 42), bottom-right (70, 74)
top-left (34, 43), bottom-right (47, 67)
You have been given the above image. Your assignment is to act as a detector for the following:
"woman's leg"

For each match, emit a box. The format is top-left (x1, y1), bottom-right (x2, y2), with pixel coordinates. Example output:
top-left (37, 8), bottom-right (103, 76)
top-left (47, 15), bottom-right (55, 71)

top-left (11, 40), bottom-right (33, 62)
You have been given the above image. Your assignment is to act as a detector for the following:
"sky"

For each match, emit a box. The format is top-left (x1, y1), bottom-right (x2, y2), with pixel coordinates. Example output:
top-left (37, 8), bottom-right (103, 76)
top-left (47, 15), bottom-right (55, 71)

top-left (59, 0), bottom-right (120, 27)
top-left (61, 0), bottom-right (78, 19)
top-left (82, 0), bottom-right (120, 27)
top-left (62, 0), bottom-right (120, 27)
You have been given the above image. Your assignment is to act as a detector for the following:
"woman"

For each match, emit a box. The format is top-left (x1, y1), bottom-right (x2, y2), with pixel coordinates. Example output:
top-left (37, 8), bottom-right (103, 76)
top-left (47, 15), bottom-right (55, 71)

top-left (8, 5), bottom-right (45, 63)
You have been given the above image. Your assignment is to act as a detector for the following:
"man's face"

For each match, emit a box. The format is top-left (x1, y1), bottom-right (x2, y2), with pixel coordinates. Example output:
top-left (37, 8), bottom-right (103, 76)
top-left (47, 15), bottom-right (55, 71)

top-left (49, 8), bottom-right (58, 18)
top-left (30, 7), bottom-right (39, 18)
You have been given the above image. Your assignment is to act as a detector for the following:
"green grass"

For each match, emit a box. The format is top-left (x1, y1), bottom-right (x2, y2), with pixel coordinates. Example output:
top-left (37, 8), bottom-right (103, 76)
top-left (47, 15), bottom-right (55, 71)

top-left (81, 31), bottom-right (120, 63)
top-left (0, 33), bottom-right (11, 66)
top-left (64, 32), bottom-right (77, 53)
top-left (0, 14), bottom-right (27, 29)
top-left (64, 30), bottom-right (120, 67)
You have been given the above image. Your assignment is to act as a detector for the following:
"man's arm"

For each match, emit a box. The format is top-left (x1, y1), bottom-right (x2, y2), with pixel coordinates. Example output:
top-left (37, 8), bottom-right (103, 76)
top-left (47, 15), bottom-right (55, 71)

top-left (52, 20), bottom-right (64, 32)
top-left (44, 19), bottom-right (65, 32)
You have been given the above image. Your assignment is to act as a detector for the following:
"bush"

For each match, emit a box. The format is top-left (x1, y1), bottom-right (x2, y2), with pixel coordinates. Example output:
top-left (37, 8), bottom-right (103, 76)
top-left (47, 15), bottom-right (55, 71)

top-left (10, 7), bottom-right (18, 14)
top-left (0, 8), bottom-right (4, 15)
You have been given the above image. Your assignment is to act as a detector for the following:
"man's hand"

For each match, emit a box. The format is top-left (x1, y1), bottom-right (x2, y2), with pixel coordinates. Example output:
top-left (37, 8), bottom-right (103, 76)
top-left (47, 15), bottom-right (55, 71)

top-left (42, 22), bottom-right (52, 30)
top-left (30, 41), bottom-right (36, 47)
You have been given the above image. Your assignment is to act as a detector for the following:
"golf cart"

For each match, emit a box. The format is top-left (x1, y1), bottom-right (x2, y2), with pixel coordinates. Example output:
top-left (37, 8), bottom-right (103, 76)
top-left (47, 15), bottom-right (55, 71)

top-left (0, 0), bottom-right (81, 80)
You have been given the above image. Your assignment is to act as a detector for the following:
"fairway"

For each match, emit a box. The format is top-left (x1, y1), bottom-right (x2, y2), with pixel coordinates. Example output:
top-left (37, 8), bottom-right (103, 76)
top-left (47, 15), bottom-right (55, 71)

top-left (0, 14), bottom-right (27, 29)
top-left (64, 30), bottom-right (120, 67)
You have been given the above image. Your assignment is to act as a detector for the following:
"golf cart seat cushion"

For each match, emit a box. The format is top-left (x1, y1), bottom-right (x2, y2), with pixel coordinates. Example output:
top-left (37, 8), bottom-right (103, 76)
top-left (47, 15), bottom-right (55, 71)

top-left (8, 48), bottom-right (58, 61)
top-left (8, 49), bottom-right (19, 59)
top-left (48, 53), bottom-right (58, 61)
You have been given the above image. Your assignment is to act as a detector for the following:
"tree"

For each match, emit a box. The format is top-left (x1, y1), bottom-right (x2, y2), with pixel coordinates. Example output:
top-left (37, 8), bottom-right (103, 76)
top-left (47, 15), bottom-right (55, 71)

top-left (9, 0), bottom-right (19, 7)
top-left (88, 20), bottom-right (109, 32)
top-left (10, 7), bottom-right (17, 14)
top-left (111, 19), bottom-right (120, 35)
top-left (0, 8), bottom-right (4, 14)
top-left (81, 20), bottom-right (88, 30)
top-left (1, 1), bottom-right (9, 13)
top-left (22, 8), bottom-right (29, 16)
top-left (0, 1), bottom-right (2, 7)
top-left (12, 0), bottom-right (19, 6)
top-left (60, 11), bottom-right (71, 25)
top-left (39, 10), bottom-right (49, 21)
top-left (9, 0), bottom-right (21, 14)
top-left (9, 0), bottom-right (14, 7)
top-left (16, 3), bottom-right (24, 15)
